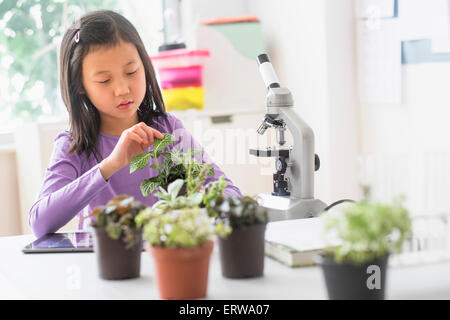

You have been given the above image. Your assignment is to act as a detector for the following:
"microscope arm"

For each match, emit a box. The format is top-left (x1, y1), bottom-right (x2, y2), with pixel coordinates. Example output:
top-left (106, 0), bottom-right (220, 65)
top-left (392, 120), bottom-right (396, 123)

top-left (278, 108), bottom-right (315, 199)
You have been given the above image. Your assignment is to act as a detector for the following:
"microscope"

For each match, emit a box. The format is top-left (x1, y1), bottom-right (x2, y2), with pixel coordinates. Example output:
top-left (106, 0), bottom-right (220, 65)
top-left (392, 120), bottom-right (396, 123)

top-left (250, 54), bottom-right (327, 222)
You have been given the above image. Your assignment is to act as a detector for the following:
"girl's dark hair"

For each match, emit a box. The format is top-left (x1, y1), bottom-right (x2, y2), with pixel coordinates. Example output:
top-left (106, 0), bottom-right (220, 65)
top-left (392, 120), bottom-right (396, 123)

top-left (60, 10), bottom-right (166, 162)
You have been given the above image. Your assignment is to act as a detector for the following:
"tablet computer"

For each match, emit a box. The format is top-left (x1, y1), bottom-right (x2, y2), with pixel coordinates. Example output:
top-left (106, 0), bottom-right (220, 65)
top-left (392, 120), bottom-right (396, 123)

top-left (22, 231), bottom-right (94, 253)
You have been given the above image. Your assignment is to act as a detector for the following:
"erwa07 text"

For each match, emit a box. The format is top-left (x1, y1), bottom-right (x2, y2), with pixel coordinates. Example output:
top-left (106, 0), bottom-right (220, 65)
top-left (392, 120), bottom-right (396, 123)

top-left (223, 304), bottom-right (270, 315)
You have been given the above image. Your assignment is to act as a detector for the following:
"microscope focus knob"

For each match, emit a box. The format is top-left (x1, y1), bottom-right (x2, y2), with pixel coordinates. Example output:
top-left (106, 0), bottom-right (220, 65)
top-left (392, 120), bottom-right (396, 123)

top-left (315, 154), bottom-right (320, 171)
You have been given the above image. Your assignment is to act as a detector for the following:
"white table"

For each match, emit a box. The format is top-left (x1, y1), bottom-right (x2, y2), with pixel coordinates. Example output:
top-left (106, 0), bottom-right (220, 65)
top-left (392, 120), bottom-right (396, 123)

top-left (1, 234), bottom-right (450, 300)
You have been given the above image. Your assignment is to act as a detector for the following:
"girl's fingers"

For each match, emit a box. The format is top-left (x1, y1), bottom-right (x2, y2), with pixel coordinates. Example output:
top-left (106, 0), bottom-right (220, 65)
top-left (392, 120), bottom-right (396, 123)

top-left (126, 131), bottom-right (144, 145)
top-left (138, 123), bottom-right (154, 146)
top-left (152, 128), bottom-right (164, 139)
top-left (138, 122), bottom-right (163, 140)
top-left (134, 126), bottom-right (149, 145)
top-left (138, 122), bottom-right (163, 144)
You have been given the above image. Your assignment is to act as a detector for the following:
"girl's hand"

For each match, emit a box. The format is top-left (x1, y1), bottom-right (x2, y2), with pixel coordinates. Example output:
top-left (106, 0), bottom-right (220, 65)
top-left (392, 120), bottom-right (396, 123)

top-left (99, 122), bottom-right (164, 180)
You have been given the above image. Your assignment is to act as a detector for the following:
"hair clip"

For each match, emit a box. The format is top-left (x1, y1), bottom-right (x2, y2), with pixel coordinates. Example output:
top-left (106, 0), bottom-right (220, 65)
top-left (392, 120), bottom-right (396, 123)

top-left (74, 30), bottom-right (80, 43)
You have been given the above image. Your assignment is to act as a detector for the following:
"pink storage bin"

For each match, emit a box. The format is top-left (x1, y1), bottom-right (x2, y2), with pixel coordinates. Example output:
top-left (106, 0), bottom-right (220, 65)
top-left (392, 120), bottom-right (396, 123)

top-left (150, 49), bottom-right (210, 69)
top-left (158, 65), bottom-right (203, 89)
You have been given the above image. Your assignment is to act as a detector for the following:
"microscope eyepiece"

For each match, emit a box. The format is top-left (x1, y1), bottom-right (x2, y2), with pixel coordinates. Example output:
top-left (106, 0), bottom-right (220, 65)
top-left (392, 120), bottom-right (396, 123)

top-left (257, 53), bottom-right (280, 90)
top-left (257, 54), bottom-right (270, 65)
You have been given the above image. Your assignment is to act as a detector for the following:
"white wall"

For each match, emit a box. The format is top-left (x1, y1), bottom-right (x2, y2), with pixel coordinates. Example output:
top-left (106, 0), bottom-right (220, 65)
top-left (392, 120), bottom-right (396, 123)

top-left (360, 63), bottom-right (450, 215)
top-left (325, 0), bottom-right (360, 203)
top-left (119, 0), bottom-right (163, 54)
top-left (361, 63), bottom-right (450, 154)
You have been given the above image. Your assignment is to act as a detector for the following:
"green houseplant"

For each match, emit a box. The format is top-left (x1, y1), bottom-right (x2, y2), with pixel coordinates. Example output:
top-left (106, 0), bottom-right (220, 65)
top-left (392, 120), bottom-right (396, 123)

top-left (135, 178), bottom-right (230, 299)
top-left (86, 195), bottom-right (146, 280)
top-left (208, 195), bottom-right (268, 278)
top-left (129, 133), bottom-right (214, 197)
top-left (315, 197), bottom-right (412, 300)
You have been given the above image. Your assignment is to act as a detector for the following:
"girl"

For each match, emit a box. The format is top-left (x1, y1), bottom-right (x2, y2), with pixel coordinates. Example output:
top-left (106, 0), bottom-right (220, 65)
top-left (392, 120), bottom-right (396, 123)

top-left (29, 10), bottom-right (242, 238)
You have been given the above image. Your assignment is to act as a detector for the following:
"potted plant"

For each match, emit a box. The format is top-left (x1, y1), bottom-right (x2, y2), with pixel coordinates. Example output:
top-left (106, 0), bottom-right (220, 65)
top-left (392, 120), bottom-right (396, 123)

top-left (207, 195), bottom-right (268, 279)
top-left (315, 198), bottom-right (412, 300)
top-left (135, 178), bottom-right (230, 299)
top-left (129, 133), bottom-right (214, 197)
top-left (85, 195), bottom-right (146, 280)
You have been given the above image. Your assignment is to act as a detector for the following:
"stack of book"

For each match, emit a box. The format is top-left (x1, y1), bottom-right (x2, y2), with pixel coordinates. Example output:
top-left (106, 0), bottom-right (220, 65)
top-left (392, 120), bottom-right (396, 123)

top-left (264, 217), bottom-right (327, 267)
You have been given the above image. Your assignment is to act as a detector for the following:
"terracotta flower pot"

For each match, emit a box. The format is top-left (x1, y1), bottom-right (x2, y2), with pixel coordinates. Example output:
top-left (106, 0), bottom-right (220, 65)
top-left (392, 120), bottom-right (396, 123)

top-left (218, 223), bottom-right (266, 278)
top-left (91, 227), bottom-right (143, 280)
top-left (148, 240), bottom-right (214, 299)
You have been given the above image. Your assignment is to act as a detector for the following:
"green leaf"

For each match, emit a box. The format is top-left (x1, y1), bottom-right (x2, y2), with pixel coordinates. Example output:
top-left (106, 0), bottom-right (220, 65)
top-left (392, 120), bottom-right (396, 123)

top-left (191, 163), bottom-right (203, 176)
top-left (152, 200), bottom-right (169, 210)
top-left (155, 188), bottom-right (171, 201)
top-left (130, 152), bottom-right (151, 174)
top-left (153, 133), bottom-right (176, 155)
top-left (167, 149), bottom-right (184, 165)
top-left (187, 148), bottom-right (204, 156)
top-left (156, 186), bottom-right (167, 193)
top-left (187, 193), bottom-right (203, 207)
top-left (106, 223), bottom-right (121, 240)
top-left (218, 175), bottom-right (227, 188)
top-left (174, 197), bottom-right (188, 208)
top-left (168, 179), bottom-right (185, 198)
top-left (160, 152), bottom-right (172, 158)
top-left (160, 158), bottom-right (173, 179)
top-left (140, 177), bottom-right (161, 197)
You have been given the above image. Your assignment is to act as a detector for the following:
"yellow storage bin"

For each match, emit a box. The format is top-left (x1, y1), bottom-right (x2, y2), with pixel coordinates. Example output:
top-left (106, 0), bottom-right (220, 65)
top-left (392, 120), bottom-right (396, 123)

top-left (162, 87), bottom-right (204, 111)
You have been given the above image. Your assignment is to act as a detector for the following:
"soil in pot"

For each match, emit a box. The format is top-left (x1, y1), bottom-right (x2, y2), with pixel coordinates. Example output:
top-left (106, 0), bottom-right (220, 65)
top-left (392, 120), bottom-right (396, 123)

top-left (315, 254), bottom-right (389, 300)
top-left (91, 227), bottom-right (143, 280)
top-left (149, 240), bottom-right (214, 299)
top-left (218, 223), bottom-right (266, 279)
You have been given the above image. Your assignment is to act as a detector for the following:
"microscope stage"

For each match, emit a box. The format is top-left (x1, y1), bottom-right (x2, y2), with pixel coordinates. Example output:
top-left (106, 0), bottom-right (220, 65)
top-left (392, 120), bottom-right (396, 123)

top-left (249, 147), bottom-right (290, 157)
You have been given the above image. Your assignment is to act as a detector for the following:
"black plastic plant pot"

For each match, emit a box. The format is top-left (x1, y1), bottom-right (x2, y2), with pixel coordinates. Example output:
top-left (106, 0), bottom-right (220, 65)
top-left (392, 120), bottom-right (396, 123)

top-left (314, 254), bottom-right (389, 300)
top-left (218, 223), bottom-right (266, 279)
top-left (91, 227), bottom-right (143, 280)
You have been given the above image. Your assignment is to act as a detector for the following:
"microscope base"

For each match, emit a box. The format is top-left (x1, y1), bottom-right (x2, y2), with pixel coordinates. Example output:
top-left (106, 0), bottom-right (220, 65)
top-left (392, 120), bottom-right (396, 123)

top-left (254, 193), bottom-right (327, 222)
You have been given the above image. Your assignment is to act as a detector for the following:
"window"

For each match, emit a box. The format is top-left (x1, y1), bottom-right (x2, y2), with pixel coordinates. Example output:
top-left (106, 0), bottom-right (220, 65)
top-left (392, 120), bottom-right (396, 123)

top-left (0, 0), bottom-right (162, 133)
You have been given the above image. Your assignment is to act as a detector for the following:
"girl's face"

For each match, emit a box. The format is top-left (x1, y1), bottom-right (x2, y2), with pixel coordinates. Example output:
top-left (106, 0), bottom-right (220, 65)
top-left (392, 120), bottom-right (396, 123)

top-left (81, 40), bottom-right (146, 128)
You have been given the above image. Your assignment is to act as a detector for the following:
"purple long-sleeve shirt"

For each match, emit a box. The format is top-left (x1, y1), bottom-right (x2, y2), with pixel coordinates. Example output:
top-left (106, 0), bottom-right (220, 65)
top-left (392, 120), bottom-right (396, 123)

top-left (29, 112), bottom-right (242, 238)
